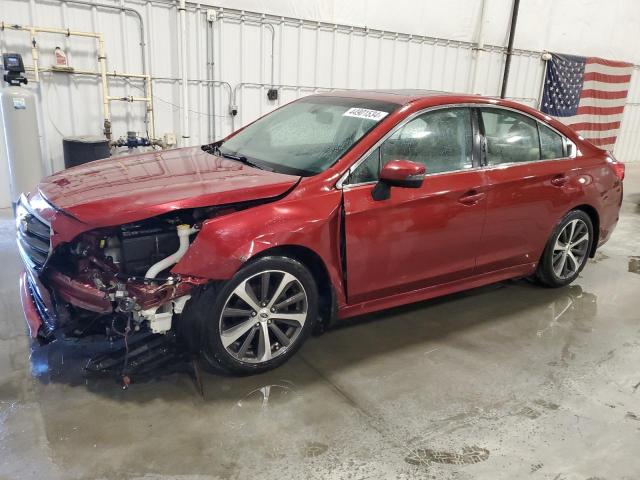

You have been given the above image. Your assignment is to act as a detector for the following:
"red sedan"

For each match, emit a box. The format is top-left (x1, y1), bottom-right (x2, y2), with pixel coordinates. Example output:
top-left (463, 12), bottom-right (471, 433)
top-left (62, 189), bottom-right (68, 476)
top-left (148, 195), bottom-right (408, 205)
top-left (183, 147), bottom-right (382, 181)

top-left (17, 90), bottom-right (624, 375)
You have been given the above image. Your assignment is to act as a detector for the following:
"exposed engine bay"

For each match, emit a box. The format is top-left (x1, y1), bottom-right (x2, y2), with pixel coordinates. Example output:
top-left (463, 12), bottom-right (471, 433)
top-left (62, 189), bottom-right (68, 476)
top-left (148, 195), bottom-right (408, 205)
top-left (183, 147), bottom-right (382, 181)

top-left (40, 206), bottom-right (234, 341)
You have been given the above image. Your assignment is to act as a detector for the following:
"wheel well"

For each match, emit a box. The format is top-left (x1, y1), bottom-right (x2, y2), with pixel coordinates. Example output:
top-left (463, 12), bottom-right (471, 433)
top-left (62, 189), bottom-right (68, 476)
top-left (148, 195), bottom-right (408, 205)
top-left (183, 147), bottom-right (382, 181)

top-left (572, 204), bottom-right (600, 257)
top-left (251, 245), bottom-right (337, 329)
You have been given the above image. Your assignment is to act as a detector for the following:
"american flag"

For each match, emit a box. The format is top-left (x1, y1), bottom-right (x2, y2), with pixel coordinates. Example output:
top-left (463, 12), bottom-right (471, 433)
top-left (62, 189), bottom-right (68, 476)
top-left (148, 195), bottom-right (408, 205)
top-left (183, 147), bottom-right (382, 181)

top-left (540, 53), bottom-right (633, 151)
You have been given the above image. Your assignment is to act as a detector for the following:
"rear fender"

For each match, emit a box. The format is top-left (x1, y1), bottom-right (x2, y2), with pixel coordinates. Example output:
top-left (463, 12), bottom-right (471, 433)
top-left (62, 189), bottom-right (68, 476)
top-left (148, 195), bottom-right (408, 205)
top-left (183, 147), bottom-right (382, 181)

top-left (172, 190), bottom-right (346, 304)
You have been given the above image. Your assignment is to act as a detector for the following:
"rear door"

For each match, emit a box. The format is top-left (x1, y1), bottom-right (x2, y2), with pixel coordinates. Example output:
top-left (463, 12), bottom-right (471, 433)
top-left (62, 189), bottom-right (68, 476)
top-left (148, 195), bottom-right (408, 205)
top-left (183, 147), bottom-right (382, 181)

top-left (341, 107), bottom-right (488, 304)
top-left (476, 106), bottom-right (577, 274)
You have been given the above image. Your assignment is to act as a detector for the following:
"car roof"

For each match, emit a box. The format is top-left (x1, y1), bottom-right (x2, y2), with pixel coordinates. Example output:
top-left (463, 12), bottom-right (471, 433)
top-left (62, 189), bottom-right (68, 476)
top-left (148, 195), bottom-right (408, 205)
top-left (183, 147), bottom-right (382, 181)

top-left (316, 89), bottom-right (483, 105)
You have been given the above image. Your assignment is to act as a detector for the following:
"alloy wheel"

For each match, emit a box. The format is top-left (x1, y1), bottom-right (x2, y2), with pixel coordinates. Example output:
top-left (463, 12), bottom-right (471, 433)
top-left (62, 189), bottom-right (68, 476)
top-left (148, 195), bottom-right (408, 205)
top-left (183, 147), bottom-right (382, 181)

top-left (219, 270), bottom-right (308, 363)
top-left (552, 219), bottom-right (590, 279)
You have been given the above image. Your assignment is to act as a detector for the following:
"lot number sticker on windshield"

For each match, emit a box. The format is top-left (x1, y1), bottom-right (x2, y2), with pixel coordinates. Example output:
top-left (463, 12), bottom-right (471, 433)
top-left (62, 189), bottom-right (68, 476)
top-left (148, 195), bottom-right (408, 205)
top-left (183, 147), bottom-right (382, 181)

top-left (343, 107), bottom-right (389, 121)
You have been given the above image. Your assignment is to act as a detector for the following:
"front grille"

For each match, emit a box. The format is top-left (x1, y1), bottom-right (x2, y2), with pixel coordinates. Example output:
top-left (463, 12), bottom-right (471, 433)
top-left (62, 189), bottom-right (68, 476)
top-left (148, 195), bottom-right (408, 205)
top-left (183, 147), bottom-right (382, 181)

top-left (16, 197), bottom-right (52, 271)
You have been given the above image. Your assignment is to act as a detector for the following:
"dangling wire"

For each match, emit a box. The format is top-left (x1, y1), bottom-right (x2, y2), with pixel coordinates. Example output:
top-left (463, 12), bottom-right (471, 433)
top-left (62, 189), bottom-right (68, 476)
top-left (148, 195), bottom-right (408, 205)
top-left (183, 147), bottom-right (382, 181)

top-left (111, 314), bottom-right (132, 388)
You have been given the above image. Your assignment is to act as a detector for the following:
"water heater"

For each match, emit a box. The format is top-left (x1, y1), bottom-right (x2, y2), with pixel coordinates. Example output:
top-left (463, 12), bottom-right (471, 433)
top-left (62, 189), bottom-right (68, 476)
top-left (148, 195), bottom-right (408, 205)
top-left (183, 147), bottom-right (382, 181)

top-left (0, 53), bottom-right (45, 208)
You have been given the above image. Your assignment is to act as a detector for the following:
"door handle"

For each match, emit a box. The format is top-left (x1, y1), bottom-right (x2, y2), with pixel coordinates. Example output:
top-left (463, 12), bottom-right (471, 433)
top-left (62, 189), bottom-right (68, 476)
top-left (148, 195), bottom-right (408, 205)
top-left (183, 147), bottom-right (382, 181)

top-left (551, 174), bottom-right (569, 187)
top-left (458, 190), bottom-right (486, 205)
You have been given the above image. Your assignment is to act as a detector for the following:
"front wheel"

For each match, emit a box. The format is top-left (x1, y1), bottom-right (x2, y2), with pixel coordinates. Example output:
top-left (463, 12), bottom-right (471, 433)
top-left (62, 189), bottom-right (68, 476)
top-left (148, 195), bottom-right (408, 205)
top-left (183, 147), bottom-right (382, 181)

top-left (536, 210), bottom-right (594, 288)
top-left (197, 256), bottom-right (318, 375)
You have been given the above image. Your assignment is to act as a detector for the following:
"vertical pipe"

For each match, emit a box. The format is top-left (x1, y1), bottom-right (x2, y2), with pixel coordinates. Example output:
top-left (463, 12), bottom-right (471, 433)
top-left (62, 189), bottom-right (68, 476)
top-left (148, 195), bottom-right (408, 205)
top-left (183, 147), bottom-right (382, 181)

top-left (145, 1), bottom-right (155, 139)
top-left (500, 0), bottom-right (520, 99)
top-left (277, 18), bottom-right (283, 106)
top-left (469, 0), bottom-right (487, 93)
top-left (61, 2), bottom-right (76, 134)
top-left (28, 0), bottom-right (53, 174)
top-left (346, 27), bottom-right (353, 88)
top-left (195, 3), bottom-right (203, 143)
top-left (178, 0), bottom-right (190, 144)
top-left (313, 22), bottom-right (320, 88)
top-left (259, 19), bottom-right (264, 116)
top-left (239, 12), bottom-right (244, 126)
top-left (330, 25), bottom-right (337, 88)
top-left (265, 23), bottom-right (275, 87)
top-left (147, 75), bottom-right (156, 140)
top-left (296, 20), bottom-right (302, 90)
top-left (30, 29), bottom-right (40, 83)
top-left (206, 15), bottom-right (215, 140)
top-left (415, 39), bottom-right (425, 88)
top-left (118, 0), bottom-right (130, 133)
top-left (98, 35), bottom-right (111, 138)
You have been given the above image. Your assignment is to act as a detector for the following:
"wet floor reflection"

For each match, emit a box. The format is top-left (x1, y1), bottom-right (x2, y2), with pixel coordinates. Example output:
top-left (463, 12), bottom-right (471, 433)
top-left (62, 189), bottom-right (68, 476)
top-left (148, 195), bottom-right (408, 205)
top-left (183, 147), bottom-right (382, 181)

top-left (23, 279), bottom-right (602, 402)
top-left (535, 285), bottom-right (597, 338)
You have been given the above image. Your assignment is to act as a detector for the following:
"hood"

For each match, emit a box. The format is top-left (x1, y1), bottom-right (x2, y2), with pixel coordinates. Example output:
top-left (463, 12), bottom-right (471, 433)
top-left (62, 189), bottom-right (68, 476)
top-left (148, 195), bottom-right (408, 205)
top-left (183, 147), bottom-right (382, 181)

top-left (38, 146), bottom-right (300, 227)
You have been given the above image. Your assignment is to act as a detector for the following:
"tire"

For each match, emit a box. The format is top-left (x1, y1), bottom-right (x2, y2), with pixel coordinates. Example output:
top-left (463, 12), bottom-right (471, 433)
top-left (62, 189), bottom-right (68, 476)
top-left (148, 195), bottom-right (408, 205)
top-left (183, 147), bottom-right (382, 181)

top-left (536, 210), bottom-right (594, 288)
top-left (191, 256), bottom-right (318, 375)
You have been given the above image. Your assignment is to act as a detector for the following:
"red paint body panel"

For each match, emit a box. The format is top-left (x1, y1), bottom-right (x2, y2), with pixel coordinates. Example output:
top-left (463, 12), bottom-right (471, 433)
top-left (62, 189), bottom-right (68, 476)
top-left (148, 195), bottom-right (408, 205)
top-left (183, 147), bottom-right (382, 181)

top-left (477, 154), bottom-right (622, 274)
top-left (38, 147), bottom-right (299, 246)
top-left (343, 169), bottom-right (488, 303)
top-left (173, 189), bottom-right (347, 305)
top-left (20, 271), bottom-right (42, 338)
top-left (20, 91), bottom-right (623, 333)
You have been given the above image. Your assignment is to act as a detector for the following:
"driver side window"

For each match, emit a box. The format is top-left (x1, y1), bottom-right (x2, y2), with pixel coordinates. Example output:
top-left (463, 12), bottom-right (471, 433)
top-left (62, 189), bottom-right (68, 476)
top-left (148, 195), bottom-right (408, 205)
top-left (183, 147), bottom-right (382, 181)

top-left (347, 107), bottom-right (473, 185)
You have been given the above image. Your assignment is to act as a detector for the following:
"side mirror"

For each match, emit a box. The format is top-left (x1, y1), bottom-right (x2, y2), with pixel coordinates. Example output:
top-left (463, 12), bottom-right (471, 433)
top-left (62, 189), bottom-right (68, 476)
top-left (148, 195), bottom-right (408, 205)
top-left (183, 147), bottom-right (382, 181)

top-left (372, 159), bottom-right (426, 201)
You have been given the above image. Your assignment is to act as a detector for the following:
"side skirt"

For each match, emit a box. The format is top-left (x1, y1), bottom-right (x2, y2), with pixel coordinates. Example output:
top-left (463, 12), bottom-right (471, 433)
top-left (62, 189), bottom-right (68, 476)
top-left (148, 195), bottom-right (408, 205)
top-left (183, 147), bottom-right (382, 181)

top-left (337, 262), bottom-right (537, 320)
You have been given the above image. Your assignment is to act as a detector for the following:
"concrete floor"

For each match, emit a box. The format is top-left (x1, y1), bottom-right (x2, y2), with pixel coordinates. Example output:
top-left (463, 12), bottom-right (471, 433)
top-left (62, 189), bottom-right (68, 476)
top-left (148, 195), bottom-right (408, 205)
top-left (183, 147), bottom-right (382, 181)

top-left (1, 167), bottom-right (639, 480)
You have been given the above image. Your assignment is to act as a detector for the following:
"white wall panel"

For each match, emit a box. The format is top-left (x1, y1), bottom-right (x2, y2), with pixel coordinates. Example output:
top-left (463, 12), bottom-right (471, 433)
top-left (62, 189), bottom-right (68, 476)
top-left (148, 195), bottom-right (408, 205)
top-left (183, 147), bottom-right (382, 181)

top-left (0, 0), bottom-right (639, 208)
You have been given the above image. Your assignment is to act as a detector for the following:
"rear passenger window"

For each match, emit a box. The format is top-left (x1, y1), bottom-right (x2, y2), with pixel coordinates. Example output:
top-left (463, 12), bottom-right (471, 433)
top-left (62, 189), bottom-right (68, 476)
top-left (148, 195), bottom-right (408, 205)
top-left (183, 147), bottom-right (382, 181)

top-left (539, 124), bottom-right (565, 159)
top-left (481, 109), bottom-right (540, 165)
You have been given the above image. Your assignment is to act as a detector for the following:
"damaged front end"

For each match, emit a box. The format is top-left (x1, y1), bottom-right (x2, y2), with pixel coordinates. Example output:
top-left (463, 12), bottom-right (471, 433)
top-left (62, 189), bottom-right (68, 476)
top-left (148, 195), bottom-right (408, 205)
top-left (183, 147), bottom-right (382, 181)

top-left (16, 193), bottom-right (222, 345)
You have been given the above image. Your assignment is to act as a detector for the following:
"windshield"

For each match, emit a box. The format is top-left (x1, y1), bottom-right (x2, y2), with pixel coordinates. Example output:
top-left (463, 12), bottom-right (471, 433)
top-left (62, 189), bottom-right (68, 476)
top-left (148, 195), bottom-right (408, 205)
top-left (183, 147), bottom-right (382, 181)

top-left (217, 96), bottom-right (399, 176)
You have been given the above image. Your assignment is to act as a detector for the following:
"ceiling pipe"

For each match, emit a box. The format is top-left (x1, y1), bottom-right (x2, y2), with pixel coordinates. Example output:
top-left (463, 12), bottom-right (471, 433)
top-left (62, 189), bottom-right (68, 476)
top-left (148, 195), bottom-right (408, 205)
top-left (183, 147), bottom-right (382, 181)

top-left (178, 0), bottom-right (190, 145)
top-left (500, 0), bottom-right (520, 98)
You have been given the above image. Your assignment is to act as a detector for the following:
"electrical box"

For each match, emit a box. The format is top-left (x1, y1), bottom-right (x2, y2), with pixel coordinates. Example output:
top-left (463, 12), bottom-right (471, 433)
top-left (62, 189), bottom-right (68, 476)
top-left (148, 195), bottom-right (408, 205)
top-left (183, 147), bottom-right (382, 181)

top-left (267, 88), bottom-right (279, 101)
top-left (164, 133), bottom-right (177, 147)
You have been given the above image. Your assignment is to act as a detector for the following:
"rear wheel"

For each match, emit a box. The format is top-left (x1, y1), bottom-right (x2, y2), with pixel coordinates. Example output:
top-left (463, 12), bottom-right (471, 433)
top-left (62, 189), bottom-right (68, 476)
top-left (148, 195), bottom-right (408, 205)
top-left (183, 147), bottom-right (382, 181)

top-left (197, 256), bottom-right (318, 375)
top-left (536, 210), bottom-right (594, 288)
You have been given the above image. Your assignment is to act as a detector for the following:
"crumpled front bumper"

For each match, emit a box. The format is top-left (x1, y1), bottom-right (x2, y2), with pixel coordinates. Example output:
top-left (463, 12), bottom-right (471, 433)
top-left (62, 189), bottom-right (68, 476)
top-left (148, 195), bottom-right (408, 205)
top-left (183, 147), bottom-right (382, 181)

top-left (19, 268), bottom-right (114, 341)
top-left (17, 193), bottom-right (114, 340)
top-left (20, 271), bottom-right (52, 339)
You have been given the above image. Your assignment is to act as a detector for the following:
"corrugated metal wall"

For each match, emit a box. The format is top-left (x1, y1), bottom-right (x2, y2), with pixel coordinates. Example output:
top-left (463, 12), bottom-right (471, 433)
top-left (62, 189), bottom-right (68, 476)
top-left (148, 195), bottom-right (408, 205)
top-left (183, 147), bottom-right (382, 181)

top-left (0, 0), bottom-right (638, 206)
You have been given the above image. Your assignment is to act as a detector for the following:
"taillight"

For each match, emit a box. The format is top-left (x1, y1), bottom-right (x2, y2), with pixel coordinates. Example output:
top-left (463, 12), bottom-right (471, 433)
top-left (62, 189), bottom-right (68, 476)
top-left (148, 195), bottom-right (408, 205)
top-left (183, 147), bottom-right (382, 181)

top-left (607, 155), bottom-right (625, 181)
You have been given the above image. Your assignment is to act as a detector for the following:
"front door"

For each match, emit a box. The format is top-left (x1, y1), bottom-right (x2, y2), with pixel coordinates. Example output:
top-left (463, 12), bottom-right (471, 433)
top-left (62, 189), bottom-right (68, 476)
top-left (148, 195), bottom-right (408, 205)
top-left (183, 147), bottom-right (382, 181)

top-left (342, 107), bottom-right (488, 304)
